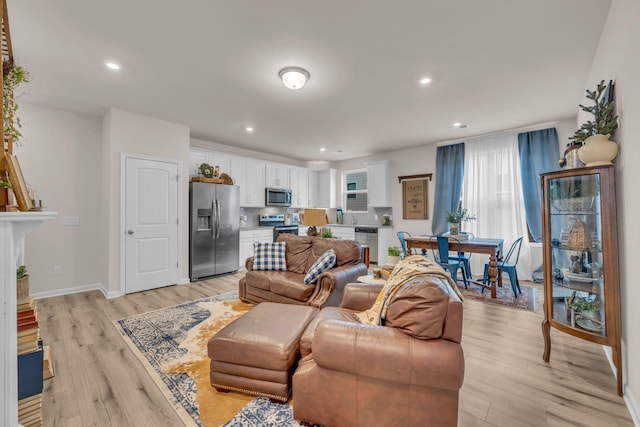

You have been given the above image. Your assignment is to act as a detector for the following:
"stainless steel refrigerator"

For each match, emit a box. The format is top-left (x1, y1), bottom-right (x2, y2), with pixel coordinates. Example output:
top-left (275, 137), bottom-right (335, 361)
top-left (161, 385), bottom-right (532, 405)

top-left (189, 182), bottom-right (240, 280)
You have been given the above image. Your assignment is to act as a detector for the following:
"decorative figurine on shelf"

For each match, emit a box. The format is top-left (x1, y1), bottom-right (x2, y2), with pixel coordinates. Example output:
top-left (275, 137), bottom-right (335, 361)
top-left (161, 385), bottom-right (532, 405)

top-left (213, 165), bottom-right (220, 178)
top-left (570, 255), bottom-right (583, 274)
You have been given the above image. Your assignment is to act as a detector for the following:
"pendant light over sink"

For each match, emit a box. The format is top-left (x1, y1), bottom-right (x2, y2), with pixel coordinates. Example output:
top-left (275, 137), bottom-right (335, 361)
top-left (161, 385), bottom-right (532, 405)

top-left (279, 67), bottom-right (310, 90)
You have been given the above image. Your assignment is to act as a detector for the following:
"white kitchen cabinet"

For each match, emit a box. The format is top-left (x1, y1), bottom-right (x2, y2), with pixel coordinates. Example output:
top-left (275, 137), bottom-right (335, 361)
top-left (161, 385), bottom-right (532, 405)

top-left (367, 160), bottom-right (392, 207)
top-left (189, 149), bottom-right (230, 177)
top-left (290, 167), bottom-right (309, 208)
top-left (315, 168), bottom-right (337, 208)
top-left (230, 156), bottom-right (266, 207)
top-left (239, 228), bottom-right (273, 270)
top-left (266, 163), bottom-right (290, 189)
top-left (330, 226), bottom-right (355, 240)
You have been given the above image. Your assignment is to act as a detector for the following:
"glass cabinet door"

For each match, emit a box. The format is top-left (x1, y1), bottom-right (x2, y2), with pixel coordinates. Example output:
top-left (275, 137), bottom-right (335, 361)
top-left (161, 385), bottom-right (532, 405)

top-left (547, 173), bottom-right (604, 335)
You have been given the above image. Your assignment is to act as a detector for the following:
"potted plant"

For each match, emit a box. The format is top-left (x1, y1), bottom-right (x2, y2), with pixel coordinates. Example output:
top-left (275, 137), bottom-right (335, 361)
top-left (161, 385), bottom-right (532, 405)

top-left (570, 80), bottom-right (619, 166)
top-left (387, 246), bottom-right (402, 266)
top-left (570, 296), bottom-right (600, 321)
top-left (321, 228), bottom-right (333, 238)
top-left (445, 208), bottom-right (476, 235)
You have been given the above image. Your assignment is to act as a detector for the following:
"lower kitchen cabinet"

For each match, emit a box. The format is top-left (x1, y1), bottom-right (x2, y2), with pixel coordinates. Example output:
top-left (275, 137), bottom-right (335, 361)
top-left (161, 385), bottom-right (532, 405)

top-left (239, 229), bottom-right (273, 270)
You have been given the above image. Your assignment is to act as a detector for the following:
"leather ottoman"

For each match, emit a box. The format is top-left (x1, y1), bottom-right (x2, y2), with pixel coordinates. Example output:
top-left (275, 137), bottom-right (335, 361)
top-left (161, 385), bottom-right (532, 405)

top-left (207, 302), bottom-right (318, 402)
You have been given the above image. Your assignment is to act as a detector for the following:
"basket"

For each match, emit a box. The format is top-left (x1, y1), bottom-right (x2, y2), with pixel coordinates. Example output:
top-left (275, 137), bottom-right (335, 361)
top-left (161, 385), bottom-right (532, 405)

top-left (17, 275), bottom-right (29, 300)
top-left (191, 176), bottom-right (225, 184)
top-left (567, 219), bottom-right (590, 250)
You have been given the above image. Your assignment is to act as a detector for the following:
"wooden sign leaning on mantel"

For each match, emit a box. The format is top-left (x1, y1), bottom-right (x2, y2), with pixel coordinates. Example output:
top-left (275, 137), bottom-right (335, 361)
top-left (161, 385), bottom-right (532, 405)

top-left (3, 154), bottom-right (33, 211)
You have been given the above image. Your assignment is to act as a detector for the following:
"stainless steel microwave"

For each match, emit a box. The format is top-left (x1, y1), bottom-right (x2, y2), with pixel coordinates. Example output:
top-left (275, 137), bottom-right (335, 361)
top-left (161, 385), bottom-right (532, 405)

top-left (265, 187), bottom-right (292, 207)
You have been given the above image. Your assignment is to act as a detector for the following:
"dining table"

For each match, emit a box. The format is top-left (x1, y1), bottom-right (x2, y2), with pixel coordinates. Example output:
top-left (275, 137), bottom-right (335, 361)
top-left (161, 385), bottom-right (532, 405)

top-left (405, 236), bottom-right (505, 298)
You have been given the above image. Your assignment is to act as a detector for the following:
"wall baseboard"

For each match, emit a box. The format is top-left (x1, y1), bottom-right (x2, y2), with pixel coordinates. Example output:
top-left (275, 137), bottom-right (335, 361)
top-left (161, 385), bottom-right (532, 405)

top-left (624, 387), bottom-right (640, 426)
top-left (31, 283), bottom-right (122, 300)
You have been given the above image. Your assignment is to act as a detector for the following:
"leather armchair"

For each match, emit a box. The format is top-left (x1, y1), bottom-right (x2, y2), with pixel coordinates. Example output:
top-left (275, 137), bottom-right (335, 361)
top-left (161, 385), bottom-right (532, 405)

top-left (293, 277), bottom-right (464, 427)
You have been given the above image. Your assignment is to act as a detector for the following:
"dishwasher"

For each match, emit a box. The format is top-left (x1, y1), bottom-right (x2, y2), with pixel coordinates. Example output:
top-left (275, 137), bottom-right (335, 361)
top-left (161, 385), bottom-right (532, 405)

top-left (354, 227), bottom-right (378, 264)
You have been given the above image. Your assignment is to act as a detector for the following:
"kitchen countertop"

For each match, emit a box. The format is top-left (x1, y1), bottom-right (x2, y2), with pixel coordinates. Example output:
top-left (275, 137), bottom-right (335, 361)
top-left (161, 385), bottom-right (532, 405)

top-left (326, 223), bottom-right (393, 228)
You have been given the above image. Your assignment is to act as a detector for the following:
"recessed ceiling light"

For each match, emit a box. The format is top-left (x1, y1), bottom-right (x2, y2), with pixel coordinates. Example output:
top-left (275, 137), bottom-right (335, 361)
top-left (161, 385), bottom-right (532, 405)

top-left (320, 148), bottom-right (326, 152)
top-left (245, 126), bottom-right (254, 133)
top-left (451, 122), bottom-right (468, 129)
top-left (105, 62), bottom-right (121, 70)
top-left (419, 77), bottom-right (432, 85)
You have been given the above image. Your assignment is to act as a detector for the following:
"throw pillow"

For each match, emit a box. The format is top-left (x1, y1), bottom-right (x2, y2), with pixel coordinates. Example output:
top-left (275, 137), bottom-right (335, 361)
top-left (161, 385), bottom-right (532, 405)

top-left (303, 249), bottom-right (336, 284)
top-left (252, 241), bottom-right (287, 271)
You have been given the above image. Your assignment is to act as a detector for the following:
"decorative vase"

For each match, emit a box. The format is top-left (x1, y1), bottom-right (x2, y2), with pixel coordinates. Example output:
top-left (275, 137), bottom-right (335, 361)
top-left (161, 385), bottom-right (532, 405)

top-left (578, 134), bottom-right (619, 166)
top-left (448, 222), bottom-right (460, 235)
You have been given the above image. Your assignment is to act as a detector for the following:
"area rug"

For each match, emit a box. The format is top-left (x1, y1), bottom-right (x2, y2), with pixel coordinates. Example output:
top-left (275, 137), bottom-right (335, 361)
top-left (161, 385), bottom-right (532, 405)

top-left (456, 281), bottom-right (541, 312)
top-left (114, 292), bottom-right (300, 427)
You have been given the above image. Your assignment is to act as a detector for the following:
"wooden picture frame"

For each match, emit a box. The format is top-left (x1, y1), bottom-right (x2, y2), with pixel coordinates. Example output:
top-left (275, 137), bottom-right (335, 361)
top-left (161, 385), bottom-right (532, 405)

top-left (4, 153), bottom-right (33, 211)
top-left (402, 178), bottom-right (428, 219)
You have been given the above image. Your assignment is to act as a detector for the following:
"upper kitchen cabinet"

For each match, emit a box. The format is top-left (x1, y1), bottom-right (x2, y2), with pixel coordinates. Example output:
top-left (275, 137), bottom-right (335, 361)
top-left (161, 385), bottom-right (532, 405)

top-left (230, 157), bottom-right (265, 207)
top-left (367, 160), bottom-right (392, 207)
top-left (189, 149), bottom-right (230, 177)
top-left (266, 163), bottom-right (290, 189)
top-left (290, 167), bottom-right (309, 208)
top-left (315, 168), bottom-right (337, 208)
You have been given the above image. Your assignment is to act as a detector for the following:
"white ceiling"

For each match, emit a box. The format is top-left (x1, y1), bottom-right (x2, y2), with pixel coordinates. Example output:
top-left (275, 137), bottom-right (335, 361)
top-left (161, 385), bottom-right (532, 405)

top-left (7, 0), bottom-right (611, 162)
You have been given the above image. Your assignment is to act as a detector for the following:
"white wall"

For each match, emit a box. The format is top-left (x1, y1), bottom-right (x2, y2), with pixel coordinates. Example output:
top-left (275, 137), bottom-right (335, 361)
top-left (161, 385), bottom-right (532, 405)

top-left (585, 0), bottom-right (640, 420)
top-left (103, 109), bottom-right (190, 294)
top-left (17, 103), bottom-right (106, 296)
top-left (332, 119), bottom-right (575, 278)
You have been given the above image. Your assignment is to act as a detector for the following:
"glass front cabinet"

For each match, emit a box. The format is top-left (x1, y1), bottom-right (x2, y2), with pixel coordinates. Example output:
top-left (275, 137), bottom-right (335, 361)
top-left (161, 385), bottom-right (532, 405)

top-left (540, 165), bottom-right (622, 396)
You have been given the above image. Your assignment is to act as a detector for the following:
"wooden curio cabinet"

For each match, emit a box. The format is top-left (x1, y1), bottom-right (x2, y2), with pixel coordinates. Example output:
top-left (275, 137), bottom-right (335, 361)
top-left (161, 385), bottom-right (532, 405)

top-left (540, 165), bottom-right (622, 396)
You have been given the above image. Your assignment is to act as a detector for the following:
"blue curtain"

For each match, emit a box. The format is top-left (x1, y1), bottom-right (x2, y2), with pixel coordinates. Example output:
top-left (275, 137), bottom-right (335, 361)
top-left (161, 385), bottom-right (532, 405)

top-left (432, 143), bottom-right (465, 235)
top-left (518, 128), bottom-right (559, 242)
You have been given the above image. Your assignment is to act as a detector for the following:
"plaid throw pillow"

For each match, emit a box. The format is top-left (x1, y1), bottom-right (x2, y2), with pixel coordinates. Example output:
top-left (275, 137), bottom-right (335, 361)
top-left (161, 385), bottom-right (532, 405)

top-left (304, 249), bottom-right (336, 284)
top-left (252, 242), bottom-right (287, 271)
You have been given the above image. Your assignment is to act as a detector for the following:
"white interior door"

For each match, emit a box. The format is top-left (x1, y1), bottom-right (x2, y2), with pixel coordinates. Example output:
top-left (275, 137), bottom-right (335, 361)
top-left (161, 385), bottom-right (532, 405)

top-left (125, 157), bottom-right (179, 293)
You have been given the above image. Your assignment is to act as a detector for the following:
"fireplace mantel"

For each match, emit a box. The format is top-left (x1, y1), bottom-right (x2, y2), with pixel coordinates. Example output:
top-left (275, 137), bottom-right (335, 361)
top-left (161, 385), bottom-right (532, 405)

top-left (1, 212), bottom-right (56, 426)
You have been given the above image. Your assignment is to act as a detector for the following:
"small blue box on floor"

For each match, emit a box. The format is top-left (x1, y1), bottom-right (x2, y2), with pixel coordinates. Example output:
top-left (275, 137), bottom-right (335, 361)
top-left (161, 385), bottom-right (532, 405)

top-left (18, 346), bottom-right (44, 400)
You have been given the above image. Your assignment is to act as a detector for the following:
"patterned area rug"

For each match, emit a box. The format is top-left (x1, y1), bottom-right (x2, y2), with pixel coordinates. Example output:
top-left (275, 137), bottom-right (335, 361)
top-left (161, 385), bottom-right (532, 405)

top-left (456, 280), bottom-right (541, 312)
top-left (114, 292), bottom-right (300, 427)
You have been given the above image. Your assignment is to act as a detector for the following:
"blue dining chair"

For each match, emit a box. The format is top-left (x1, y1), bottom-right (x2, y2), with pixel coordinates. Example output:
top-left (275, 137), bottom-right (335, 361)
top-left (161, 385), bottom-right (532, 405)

top-left (397, 231), bottom-right (413, 257)
top-left (430, 235), bottom-right (469, 288)
top-left (449, 232), bottom-right (474, 279)
top-left (482, 237), bottom-right (524, 297)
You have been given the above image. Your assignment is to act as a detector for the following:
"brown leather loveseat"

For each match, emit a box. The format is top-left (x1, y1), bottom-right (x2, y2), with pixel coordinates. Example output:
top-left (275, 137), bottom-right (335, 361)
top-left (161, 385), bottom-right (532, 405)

top-left (239, 233), bottom-right (368, 308)
top-left (292, 274), bottom-right (464, 427)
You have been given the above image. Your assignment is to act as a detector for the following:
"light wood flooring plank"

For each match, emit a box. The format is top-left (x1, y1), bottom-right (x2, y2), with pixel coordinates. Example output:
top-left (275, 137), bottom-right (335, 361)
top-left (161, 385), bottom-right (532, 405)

top-left (34, 274), bottom-right (632, 426)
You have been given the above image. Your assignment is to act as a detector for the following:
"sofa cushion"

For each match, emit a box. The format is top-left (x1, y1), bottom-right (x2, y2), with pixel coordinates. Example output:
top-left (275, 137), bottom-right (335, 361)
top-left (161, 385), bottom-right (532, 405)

top-left (253, 241), bottom-right (287, 271)
top-left (304, 249), bottom-right (336, 284)
top-left (278, 234), bottom-right (314, 274)
top-left (244, 270), bottom-right (316, 302)
top-left (384, 276), bottom-right (450, 340)
top-left (311, 238), bottom-right (360, 267)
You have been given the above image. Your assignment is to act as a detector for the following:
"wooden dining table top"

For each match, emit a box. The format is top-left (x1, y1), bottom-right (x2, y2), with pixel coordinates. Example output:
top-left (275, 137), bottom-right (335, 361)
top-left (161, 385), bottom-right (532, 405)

top-left (406, 236), bottom-right (504, 255)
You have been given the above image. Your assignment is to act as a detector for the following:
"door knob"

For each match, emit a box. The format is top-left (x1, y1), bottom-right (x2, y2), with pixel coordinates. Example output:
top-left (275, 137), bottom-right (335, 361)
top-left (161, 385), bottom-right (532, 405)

top-left (127, 229), bottom-right (134, 235)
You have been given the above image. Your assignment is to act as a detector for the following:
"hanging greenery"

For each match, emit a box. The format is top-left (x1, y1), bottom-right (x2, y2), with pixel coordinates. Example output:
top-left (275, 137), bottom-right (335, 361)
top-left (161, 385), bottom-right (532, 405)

top-left (3, 64), bottom-right (30, 143)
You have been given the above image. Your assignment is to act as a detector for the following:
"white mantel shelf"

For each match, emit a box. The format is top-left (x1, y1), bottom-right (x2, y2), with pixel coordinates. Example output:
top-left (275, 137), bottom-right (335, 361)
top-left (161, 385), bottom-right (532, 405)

top-left (1, 212), bottom-right (57, 427)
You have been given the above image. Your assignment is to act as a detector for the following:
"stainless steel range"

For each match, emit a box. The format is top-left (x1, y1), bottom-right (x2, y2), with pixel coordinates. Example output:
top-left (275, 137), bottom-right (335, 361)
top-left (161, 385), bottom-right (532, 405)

top-left (258, 214), bottom-right (299, 240)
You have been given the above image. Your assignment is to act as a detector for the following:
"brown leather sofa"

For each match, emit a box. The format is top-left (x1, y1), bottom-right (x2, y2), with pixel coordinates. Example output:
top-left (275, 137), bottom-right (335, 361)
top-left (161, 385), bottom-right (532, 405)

top-left (292, 275), bottom-right (464, 427)
top-left (239, 233), bottom-right (368, 308)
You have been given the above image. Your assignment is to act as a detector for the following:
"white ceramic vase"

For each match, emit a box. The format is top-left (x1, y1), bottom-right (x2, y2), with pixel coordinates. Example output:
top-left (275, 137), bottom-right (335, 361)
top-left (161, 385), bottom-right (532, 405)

top-left (578, 134), bottom-right (619, 166)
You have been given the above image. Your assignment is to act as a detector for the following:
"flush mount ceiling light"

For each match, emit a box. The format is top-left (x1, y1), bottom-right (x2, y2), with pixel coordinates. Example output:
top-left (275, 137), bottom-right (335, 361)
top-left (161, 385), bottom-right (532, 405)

top-left (279, 67), bottom-right (310, 90)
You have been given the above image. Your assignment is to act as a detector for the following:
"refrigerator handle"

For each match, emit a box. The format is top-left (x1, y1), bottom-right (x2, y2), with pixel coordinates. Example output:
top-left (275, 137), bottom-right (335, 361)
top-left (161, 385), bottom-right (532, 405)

top-left (211, 199), bottom-right (216, 239)
top-left (215, 199), bottom-right (221, 239)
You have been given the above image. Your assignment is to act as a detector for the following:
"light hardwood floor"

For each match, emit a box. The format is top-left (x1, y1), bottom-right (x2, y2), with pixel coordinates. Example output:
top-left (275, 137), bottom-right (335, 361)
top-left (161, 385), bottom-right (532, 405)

top-left (36, 274), bottom-right (632, 426)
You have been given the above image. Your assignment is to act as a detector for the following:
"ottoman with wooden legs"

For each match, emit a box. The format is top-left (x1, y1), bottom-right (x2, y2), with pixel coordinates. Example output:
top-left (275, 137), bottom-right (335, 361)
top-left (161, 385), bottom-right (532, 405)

top-left (207, 302), bottom-right (318, 402)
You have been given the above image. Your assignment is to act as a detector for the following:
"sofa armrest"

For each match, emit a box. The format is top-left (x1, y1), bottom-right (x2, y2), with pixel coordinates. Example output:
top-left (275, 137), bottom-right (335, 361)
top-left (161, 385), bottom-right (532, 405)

top-left (311, 319), bottom-right (464, 391)
top-left (307, 263), bottom-right (368, 308)
top-left (340, 282), bottom-right (384, 311)
top-left (245, 256), bottom-right (255, 271)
